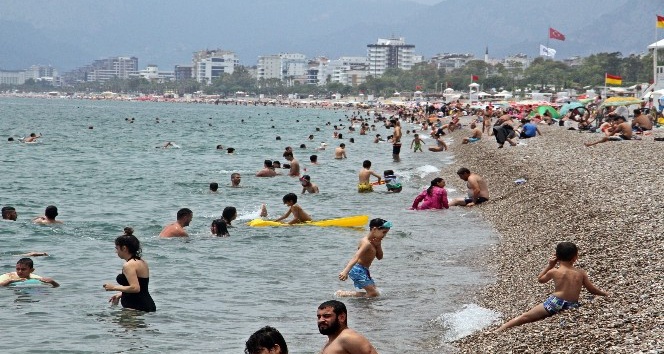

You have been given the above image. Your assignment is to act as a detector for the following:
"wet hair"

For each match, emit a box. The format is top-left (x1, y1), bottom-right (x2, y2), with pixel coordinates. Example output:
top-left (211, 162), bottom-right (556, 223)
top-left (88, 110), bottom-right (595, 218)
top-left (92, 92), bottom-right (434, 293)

top-left (222, 206), bottom-right (237, 224)
top-left (16, 258), bottom-right (34, 269)
top-left (245, 326), bottom-right (288, 354)
top-left (216, 144), bottom-right (223, 149)
top-left (383, 169), bottom-right (394, 176)
top-left (633, 108), bottom-right (641, 116)
top-left (276, 136), bottom-right (281, 140)
top-left (283, 151), bottom-right (293, 159)
top-left (363, 160), bottom-right (371, 168)
top-left (301, 174), bottom-right (311, 181)
top-left (457, 167), bottom-right (470, 175)
top-left (318, 300), bottom-right (347, 319)
top-left (338, 134), bottom-right (343, 139)
top-left (340, 143), bottom-right (345, 148)
top-left (227, 147), bottom-right (235, 153)
top-left (299, 144), bottom-right (306, 149)
top-left (428, 177), bottom-right (444, 196)
top-left (115, 227), bottom-right (142, 259)
top-left (264, 160), bottom-right (274, 167)
top-left (45, 205), bottom-right (58, 219)
top-left (556, 242), bottom-right (578, 262)
top-left (8, 137), bottom-right (14, 141)
top-left (349, 138), bottom-right (354, 143)
top-left (2, 206), bottom-right (16, 219)
top-left (282, 163), bottom-right (291, 169)
top-left (177, 208), bottom-right (193, 220)
top-left (369, 218), bottom-right (388, 229)
top-left (210, 182), bottom-right (219, 192)
top-left (310, 155), bottom-right (317, 163)
top-left (282, 193), bottom-right (297, 204)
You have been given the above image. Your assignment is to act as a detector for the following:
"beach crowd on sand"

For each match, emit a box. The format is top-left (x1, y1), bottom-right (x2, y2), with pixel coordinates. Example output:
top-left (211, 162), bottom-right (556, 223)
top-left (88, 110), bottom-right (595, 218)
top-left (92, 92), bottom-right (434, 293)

top-left (3, 96), bottom-right (663, 353)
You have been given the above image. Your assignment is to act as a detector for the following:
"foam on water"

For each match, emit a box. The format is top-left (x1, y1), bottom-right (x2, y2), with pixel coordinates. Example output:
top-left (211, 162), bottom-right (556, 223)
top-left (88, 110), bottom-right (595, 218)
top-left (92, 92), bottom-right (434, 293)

top-left (437, 303), bottom-right (501, 342)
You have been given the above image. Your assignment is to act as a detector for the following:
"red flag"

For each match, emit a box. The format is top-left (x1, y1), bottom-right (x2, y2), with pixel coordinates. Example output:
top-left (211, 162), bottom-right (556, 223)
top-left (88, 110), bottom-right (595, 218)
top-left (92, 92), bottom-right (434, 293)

top-left (471, 75), bottom-right (479, 81)
top-left (415, 85), bottom-right (422, 90)
top-left (549, 27), bottom-right (565, 41)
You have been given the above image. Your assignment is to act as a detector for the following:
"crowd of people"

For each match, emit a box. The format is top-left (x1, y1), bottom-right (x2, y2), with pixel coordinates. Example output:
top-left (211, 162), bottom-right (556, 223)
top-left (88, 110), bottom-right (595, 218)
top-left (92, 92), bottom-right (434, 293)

top-left (6, 96), bottom-right (646, 351)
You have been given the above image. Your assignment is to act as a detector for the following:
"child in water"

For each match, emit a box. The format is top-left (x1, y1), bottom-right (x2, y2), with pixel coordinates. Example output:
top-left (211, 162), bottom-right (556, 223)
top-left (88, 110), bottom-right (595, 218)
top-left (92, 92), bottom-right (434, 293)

top-left (383, 170), bottom-right (402, 193)
top-left (496, 242), bottom-right (608, 332)
top-left (410, 133), bottom-right (424, 152)
top-left (274, 193), bottom-right (312, 225)
top-left (0, 258), bottom-right (59, 287)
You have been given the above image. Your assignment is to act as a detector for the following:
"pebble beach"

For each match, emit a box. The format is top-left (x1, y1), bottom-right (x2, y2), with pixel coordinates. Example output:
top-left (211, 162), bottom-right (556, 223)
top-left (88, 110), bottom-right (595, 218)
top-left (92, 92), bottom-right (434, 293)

top-left (446, 124), bottom-right (664, 353)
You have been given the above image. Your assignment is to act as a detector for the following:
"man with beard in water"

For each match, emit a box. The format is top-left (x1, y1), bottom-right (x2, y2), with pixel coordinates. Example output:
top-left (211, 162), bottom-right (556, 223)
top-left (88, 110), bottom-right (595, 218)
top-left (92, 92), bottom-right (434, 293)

top-left (317, 300), bottom-right (379, 354)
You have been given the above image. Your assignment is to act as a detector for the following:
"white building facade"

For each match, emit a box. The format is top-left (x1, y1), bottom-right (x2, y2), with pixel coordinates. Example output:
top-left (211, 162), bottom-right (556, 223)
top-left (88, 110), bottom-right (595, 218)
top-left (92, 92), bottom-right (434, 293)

top-left (367, 37), bottom-right (416, 77)
top-left (257, 53), bottom-right (307, 84)
top-left (192, 49), bottom-right (239, 84)
top-left (328, 57), bottom-right (369, 87)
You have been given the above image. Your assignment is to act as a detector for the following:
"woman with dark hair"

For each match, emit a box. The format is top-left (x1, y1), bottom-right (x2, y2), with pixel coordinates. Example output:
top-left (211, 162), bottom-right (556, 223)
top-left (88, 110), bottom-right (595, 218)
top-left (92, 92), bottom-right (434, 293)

top-left (211, 207), bottom-right (237, 237)
top-left (245, 326), bottom-right (288, 354)
top-left (410, 178), bottom-right (449, 210)
top-left (103, 227), bottom-right (156, 312)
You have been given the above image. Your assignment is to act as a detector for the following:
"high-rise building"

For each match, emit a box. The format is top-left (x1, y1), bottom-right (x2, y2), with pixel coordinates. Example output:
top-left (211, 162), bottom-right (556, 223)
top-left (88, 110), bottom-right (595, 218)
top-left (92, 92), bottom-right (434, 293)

top-left (257, 53), bottom-right (307, 84)
top-left (367, 37), bottom-right (415, 77)
top-left (192, 49), bottom-right (239, 84)
top-left (87, 56), bottom-right (139, 82)
top-left (0, 70), bottom-right (26, 85)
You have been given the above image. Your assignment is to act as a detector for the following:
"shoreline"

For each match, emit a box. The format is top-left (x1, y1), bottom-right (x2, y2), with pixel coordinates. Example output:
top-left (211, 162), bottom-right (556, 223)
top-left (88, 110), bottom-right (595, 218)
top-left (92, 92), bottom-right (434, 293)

top-left (444, 125), bottom-right (663, 352)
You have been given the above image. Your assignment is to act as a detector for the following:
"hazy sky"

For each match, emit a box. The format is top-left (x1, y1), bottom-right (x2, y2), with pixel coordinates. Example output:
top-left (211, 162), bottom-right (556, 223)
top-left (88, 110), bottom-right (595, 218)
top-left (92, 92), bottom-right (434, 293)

top-left (407, 0), bottom-right (442, 4)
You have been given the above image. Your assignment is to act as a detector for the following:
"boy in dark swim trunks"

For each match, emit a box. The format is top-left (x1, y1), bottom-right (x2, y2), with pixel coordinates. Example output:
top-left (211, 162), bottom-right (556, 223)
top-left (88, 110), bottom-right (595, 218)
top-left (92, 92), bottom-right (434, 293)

top-left (336, 218), bottom-right (390, 297)
top-left (496, 242), bottom-right (607, 332)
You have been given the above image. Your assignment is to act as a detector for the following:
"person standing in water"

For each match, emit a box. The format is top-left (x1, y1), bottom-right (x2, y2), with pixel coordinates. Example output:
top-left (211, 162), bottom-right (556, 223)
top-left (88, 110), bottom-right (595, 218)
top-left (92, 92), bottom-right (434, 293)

top-left (103, 227), bottom-right (156, 312)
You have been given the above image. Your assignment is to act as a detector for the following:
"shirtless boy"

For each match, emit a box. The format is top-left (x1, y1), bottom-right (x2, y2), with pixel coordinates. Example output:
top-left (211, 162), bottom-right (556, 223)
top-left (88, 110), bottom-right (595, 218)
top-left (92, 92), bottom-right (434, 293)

top-left (496, 242), bottom-right (607, 332)
top-left (584, 116), bottom-right (632, 147)
top-left (462, 122), bottom-right (483, 144)
top-left (317, 300), bottom-right (379, 354)
top-left (390, 119), bottom-right (402, 160)
top-left (358, 160), bottom-right (381, 193)
top-left (334, 143), bottom-right (347, 159)
top-left (0, 258), bottom-right (59, 287)
top-left (337, 218), bottom-right (390, 297)
top-left (450, 167), bottom-right (489, 207)
top-left (283, 151), bottom-right (300, 177)
top-left (159, 208), bottom-right (193, 237)
top-left (274, 193), bottom-right (312, 225)
top-left (300, 175), bottom-right (320, 194)
top-left (23, 133), bottom-right (42, 143)
top-left (410, 133), bottom-right (424, 152)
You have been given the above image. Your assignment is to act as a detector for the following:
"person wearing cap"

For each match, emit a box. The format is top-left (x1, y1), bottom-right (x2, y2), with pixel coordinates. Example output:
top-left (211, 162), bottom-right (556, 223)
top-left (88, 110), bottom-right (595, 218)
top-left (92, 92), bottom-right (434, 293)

top-left (300, 175), bottom-right (319, 194)
top-left (584, 115), bottom-right (632, 147)
top-left (336, 218), bottom-right (390, 298)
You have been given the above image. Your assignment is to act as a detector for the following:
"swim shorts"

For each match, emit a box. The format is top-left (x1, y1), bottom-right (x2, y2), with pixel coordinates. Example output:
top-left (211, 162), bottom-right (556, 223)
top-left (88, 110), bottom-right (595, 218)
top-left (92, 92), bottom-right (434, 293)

top-left (542, 294), bottom-right (580, 315)
top-left (468, 137), bottom-right (480, 143)
top-left (463, 197), bottom-right (489, 205)
top-left (392, 143), bottom-right (402, 155)
top-left (358, 183), bottom-right (373, 193)
top-left (608, 135), bottom-right (631, 141)
top-left (348, 263), bottom-right (374, 289)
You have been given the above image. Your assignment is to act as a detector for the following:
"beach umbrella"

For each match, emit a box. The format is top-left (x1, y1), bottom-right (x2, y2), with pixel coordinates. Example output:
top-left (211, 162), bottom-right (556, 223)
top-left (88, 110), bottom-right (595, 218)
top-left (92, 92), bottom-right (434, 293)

top-left (600, 96), bottom-right (643, 107)
top-left (559, 102), bottom-right (585, 116)
top-left (528, 105), bottom-right (561, 119)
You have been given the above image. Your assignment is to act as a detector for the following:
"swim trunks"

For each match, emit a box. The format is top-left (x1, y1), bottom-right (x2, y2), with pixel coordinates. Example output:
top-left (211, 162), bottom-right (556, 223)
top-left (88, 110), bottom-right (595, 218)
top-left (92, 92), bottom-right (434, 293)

top-left (392, 143), bottom-right (402, 155)
top-left (468, 137), bottom-right (480, 143)
top-left (464, 197), bottom-right (489, 205)
top-left (542, 294), bottom-right (579, 315)
top-left (413, 142), bottom-right (422, 151)
top-left (608, 135), bottom-right (631, 141)
top-left (358, 183), bottom-right (373, 193)
top-left (348, 263), bottom-right (374, 289)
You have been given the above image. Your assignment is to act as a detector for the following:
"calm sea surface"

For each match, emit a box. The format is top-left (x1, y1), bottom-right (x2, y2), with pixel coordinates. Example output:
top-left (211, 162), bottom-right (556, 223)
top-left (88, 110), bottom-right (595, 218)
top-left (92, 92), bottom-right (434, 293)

top-left (0, 98), bottom-right (497, 353)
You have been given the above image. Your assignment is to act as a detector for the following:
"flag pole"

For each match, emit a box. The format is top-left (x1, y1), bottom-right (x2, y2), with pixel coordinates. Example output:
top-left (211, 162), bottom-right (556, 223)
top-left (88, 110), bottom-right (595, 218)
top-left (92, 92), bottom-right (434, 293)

top-left (655, 21), bottom-right (658, 88)
top-left (604, 73), bottom-right (607, 99)
top-left (546, 26), bottom-right (550, 58)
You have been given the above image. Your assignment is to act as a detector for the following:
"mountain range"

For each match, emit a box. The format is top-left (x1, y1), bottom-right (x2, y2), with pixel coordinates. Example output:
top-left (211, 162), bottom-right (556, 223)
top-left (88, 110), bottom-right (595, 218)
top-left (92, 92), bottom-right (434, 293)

top-left (0, 0), bottom-right (657, 72)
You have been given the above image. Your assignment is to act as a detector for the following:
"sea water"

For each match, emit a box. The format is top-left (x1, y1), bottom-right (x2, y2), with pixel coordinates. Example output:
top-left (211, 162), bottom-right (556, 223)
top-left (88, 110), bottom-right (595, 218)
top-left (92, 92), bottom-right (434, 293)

top-left (0, 98), bottom-right (498, 353)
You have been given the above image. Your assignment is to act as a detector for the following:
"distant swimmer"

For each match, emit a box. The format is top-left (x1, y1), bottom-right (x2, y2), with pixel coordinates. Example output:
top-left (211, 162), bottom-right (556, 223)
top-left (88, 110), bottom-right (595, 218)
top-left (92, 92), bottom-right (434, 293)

top-left (103, 227), bottom-right (156, 312)
top-left (33, 205), bottom-right (63, 224)
top-left (300, 175), bottom-right (320, 194)
top-left (0, 257), bottom-right (59, 287)
top-left (230, 173), bottom-right (242, 187)
top-left (22, 133), bottom-right (42, 143)
top-left (317, 300), bottom-right (378, 354)
top-left (317, 142), bottom-right (328, 151)
top-left (256, 160), bottom-right (278, 177)
top-left (273, 193), bottom-right (312, 225)
top-left (336, 218), bottom-right (389, 297)
top-left (158, 141), bottom-right (180, 149)
top-left (2, 206), bottom-right (17, 221)
top-left (309, 154), bottom-right (319, 165)
top-left (209, 182), bottom-right (219, 193)
top-left (283, 151), bottom-right (300, 177)
top-left (159, 208), bottom-right (193, 237)
top-left (450, 167), bottom-right (489, 207)
top-left (334, 143), bottom-right (346, 159)
top-left (210, 207), bottom-right (237, 237)
top-left (357, 160), bottom-right (381, 193)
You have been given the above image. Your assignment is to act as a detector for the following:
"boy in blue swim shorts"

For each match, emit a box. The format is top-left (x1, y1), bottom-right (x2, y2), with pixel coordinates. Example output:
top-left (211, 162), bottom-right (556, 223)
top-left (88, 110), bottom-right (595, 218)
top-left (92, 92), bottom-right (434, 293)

top-left (336, 218), bottom-right (390, 298)
top-left (496, 242), bottom-right (608, 332)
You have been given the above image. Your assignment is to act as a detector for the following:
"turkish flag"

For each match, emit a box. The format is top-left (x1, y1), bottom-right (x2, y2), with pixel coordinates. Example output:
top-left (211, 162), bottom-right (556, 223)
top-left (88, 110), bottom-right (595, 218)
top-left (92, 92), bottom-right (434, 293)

top-left (549, 27), bottom-right (565, 41)
top-left (471, 75), bottom-right (479, 81)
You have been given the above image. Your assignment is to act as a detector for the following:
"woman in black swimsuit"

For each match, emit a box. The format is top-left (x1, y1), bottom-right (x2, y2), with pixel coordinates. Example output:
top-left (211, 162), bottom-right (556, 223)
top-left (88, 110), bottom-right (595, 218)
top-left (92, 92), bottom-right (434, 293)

top-left (103, 227), bottom-right (156, 312)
